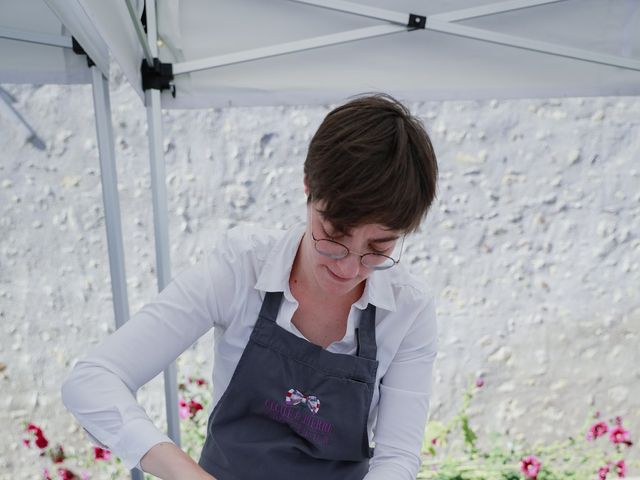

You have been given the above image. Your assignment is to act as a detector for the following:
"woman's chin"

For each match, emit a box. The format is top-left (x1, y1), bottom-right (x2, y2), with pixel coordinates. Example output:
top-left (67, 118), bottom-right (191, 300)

top-left (317, 267), bottom-right (363, 296)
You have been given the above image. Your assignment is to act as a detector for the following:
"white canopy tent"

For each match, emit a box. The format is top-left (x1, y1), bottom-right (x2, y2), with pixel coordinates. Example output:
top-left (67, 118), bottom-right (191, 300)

top-left (2, 0), bottom-right (639, 477)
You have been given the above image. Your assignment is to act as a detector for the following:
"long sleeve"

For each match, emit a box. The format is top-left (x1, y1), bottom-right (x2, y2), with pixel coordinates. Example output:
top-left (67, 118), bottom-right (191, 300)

top-left (364, 296), bottom-right (438, 480)
top-left (60, 255), bottom-right (222, 471)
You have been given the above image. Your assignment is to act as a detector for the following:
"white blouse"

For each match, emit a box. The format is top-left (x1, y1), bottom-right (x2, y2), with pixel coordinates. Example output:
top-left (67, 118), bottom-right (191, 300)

top-left (61, 224), bottom-right (438, 479)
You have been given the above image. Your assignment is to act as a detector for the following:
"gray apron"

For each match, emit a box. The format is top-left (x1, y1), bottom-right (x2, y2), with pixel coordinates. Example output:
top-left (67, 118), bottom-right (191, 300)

top-left (198, 291), bottom-right (379, 480)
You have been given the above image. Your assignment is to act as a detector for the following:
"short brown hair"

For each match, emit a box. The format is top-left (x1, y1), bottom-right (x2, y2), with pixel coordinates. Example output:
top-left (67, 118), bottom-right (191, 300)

top-left (304, 93), bottom-right (438, 234)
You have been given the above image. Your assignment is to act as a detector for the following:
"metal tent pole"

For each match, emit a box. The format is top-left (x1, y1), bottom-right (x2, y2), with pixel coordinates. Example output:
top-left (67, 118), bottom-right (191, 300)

top-left (142, 0), bottom-right (181, 447)
top-left (89, 65), bottom-right (143, 480)
top-left (90, 67), bottom-right (130, 335)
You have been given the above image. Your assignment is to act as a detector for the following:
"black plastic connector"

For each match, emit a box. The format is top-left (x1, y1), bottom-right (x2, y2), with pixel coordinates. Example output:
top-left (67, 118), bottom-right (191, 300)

top-left (141, 58), bottom-right (175, 98)
top-left (408, 14), bottom-right (426, 30)
top-left (71, 37), bottom-right (95, 68)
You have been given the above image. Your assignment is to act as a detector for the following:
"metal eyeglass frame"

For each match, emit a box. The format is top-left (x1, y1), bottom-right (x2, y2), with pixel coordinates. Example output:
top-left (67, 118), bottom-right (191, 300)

top-left (310, 230), bottom-right (405, 270)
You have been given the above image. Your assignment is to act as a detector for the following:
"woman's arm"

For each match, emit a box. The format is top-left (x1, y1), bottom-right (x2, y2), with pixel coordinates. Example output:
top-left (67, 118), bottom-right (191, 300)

top-left (364, 296), bottom-right (438, 479)
top-left (61, 248), bottom-right (236, 473)
top-left (140, 442), bottom-right (216, 480)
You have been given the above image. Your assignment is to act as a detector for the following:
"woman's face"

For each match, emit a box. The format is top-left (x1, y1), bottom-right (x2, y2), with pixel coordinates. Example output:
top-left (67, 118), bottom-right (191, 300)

top-left (301, 201), bottom-right (402, 299)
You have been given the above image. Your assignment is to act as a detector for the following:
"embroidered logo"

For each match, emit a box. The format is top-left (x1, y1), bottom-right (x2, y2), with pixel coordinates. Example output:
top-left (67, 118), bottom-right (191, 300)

top-left (285, 388), bottom-right (320, 414)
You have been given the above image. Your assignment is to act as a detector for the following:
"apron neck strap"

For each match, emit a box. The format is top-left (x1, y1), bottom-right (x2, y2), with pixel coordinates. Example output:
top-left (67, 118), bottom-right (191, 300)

top-left (355, 303), bottom-right (377, 361)
top-left (259, 291), bottom-right (284, 323)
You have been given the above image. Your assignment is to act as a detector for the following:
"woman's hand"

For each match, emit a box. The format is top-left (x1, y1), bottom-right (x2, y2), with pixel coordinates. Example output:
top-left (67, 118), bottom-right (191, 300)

top-left (140, 442), bottom-right (216, 480)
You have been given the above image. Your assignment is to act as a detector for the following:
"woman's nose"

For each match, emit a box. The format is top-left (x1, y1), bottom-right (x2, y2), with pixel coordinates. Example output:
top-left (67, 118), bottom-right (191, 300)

top-left (334, 254), bottom-right (361, 278)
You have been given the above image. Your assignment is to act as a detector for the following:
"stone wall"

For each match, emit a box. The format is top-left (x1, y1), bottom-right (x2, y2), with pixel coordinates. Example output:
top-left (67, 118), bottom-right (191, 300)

top-left (1, 77), bottom-right (638, 477)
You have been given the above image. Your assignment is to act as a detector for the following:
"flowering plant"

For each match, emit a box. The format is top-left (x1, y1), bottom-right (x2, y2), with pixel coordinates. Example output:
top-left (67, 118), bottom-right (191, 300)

top-left (24, 372), bottom-right (637, 479)
top-left (418, 377), bottom-right (638, 479)
top-left (21, 421), bottom-right (113, 479)
top-left (177, 376), bottom-right (210, 461)
top-left (22, 375), bottom-right (210, 479)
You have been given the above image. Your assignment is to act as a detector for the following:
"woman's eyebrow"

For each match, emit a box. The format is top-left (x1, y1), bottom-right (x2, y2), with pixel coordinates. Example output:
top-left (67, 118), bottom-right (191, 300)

top-left (369, 235), bottom-right (400, 243)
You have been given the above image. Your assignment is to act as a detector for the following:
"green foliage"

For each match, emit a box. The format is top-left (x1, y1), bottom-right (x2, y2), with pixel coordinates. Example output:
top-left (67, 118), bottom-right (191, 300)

top-left (418, 376), bottom-right (638, 480)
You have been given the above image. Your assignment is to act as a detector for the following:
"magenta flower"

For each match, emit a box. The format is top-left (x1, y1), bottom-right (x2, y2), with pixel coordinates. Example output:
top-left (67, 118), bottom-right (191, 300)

top-left (475, 377), bottom-right (484, 388)
top-left (610, 425), bottom-right (633, 446)
top-left (520, 455), bottom-right (541, 479)
top-left (187, 399), bottom-right (204, 418)
top-left (25, 423), bottom-right (49, 449)
top-left (615, 459), bottom-right (626, 478)
top-left (587, 421), bottom-right (609, 441)
top-left (598, 464), bottom-right (610, 479)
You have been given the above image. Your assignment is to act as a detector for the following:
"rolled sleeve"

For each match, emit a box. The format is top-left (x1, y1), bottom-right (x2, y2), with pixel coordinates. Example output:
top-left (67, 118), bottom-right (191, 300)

top-left (60, 254), bottom-right (221, 471)
top-left (365, 296), bottom-right (438, 480)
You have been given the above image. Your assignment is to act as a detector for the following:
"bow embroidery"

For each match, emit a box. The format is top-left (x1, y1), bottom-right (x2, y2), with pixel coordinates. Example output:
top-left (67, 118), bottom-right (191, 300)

top-left (285, 388), bottom-right (320, 414)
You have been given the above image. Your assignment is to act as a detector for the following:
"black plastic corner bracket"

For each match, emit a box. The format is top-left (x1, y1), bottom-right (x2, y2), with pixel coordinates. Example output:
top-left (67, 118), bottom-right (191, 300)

top-left (408, 13), bottom-right (426, 30)
top-left (141, 58), bottom-right (175, 98)
top-left (71, 37), bottom-right (95, 68)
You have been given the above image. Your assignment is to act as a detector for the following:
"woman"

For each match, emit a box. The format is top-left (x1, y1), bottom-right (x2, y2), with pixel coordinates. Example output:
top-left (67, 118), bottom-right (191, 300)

top-left (61, 93), bottom-right (439, 480)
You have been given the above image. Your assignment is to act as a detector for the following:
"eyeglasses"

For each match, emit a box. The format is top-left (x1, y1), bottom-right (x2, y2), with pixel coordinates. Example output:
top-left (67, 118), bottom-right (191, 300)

top-left (310, 230), bottom-right (405, 271)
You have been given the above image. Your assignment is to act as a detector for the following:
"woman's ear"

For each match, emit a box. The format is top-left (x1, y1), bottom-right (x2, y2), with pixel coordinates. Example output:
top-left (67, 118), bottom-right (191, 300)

top-left (303, 175), bottom-right (309, 196)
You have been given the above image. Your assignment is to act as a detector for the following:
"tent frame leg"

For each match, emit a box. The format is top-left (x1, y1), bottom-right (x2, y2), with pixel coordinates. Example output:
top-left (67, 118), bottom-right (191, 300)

top-left (90, 66), bottom-right (144, 480)
top-left (90, 67), bottom-right (129, 333)
top-left (144, 0), bottom-right (182, 449)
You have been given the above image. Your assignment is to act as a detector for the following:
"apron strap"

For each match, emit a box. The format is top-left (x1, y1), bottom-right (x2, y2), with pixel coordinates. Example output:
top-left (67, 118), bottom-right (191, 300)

top-left (356, 303), bottom-right (377, 361)
top-left (258, 291), bottom-right (284, 323)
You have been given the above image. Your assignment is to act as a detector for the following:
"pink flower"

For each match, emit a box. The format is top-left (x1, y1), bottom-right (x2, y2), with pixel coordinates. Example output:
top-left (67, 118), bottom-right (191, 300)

top-left (43, 468), bottom-right (53, 480)
top-left (475, 377), bottom-right (484, 388)
top-left (81, 472), bottom-right (90, 480)
top-left (93, 447), bottom-right (111, 461)
top-left (610, 425), bottom-right (633, 446)
top-left (587, 421), bottom-right (609, 440)
top-left (179, 396), bottom-right (204, 419)
top-left (179, 397), bottom-right (190, 419)
top-left (520, 455), bottom-right (542, 479)
top-left (615, 459), bottom-right (626, 478)
top-left (598, 465), bottom-right (610, 479)
top-left (57, 468), bottom-right (79, 480)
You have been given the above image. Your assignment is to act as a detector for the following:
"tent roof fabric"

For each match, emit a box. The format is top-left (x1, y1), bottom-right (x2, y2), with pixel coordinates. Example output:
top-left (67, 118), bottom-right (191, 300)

top-left (0, 0), bottom-right (92, 84)
top-left (154, 0), bottom-right (640, 107)
top-left (2, 0), bottom-right (640, 104)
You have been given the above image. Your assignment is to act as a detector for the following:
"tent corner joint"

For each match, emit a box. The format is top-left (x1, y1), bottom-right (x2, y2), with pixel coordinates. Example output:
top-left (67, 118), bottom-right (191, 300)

top-left (141, 58), bottom-right (175, 98)
top-left (71, 37), bottom-right (95, 68)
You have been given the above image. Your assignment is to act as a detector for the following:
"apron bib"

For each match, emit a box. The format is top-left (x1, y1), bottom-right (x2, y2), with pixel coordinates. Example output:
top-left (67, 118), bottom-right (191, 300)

top-left (198, 291), bottom-right (379, 480)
